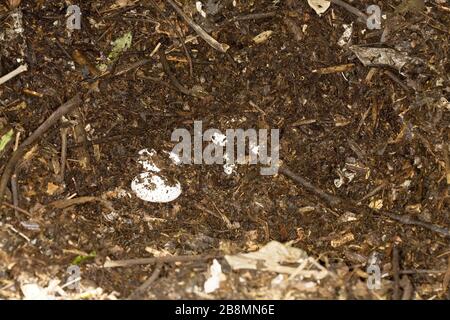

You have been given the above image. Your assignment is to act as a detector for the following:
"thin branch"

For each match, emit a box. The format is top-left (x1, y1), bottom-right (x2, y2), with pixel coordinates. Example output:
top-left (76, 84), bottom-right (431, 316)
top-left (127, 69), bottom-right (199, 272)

top-left (279, 165), bottom-right (342, 206)
top-left (0, 64), bottom-right (28, 85)
top-left (104, 254), bottom-right (218, 268)
top-left (279, 165), bottom-right (450, 238)
top-left (158, 50), bottom-right (200, 97)
top-left (48, 196), bottom-right (114, 211)
top-left (383, 211), bottom-right (450, 238)
top-left (331, 0), bottom-right (368, 23)
top-left (1, 201), bottom-right (31, 216)
top-left (392, 245), bottom-right (401, 300)
top-left (0, 94), bottom-right (82, 205)
top-left (128, 263), bottom-right (162, 299)
top-left (164, 0), bottom-right (229, 53)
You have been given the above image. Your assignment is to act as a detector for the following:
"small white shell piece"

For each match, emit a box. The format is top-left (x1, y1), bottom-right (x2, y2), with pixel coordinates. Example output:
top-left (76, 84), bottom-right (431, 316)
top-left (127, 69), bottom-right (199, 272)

top-left (131, 149), bottom-right (182, 203)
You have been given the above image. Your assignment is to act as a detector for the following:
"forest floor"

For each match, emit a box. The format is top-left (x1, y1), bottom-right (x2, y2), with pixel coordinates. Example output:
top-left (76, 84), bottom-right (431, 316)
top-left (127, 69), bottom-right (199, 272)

top-left (0, 0), bottom-right (449, 300)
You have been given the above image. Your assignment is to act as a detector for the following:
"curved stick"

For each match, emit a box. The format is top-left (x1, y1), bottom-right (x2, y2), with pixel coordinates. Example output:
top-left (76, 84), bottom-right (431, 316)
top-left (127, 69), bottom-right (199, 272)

top-left (0, 94), bottom-right (82, 207)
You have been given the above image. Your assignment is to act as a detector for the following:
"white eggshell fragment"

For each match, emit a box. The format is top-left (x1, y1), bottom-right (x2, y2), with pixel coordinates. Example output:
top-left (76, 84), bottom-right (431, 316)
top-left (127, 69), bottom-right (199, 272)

top-left (137, 148), bottom-right (161, 172)
top-left (131, 172), bottom-right (182, 203)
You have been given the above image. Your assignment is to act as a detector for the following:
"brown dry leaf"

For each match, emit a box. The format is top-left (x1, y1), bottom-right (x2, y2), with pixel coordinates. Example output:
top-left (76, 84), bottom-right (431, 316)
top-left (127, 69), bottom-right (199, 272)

top-left (7, 0), bottom-right (21, 9)
top-left (330, 233), bottom-right (355, 248)
top-left (396, 0), bottom-right (425, 14)
top-left (369, 198), bottom-right (383, 210)
top-left (284, 17), bottom-right (303, 41)
top-left (253, 31), bottom-right (274, 44)
top-left (313, 63), bottom-right (355, 74)
top-left (72, 50), bottom-right (101, 77)
top-left (350, 46), bottom-right (412, 71)
top-left (46, 182), bottom-right (60, 196)
top-left (115, 0), bottom-right (131, 8)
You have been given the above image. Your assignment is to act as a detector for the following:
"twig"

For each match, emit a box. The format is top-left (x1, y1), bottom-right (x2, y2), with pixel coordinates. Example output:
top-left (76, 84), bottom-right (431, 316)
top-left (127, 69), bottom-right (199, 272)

top-left (444, 141), bottom-right (450, 186)
top-left (128, 263), bottom-right (162, 299)
top-left (383, 211), bottom-right (450, 238)
top-left (138, 74), bottom-right (176, 90)
top-left (72, 108), bottom-right (91, 170)
top-left (0, 64), bottom-right (28, 85)
top-left (158, 50), bottom-right (199, 97)
top-left (10, 172), bottom-right (18, 217)
top-left (400, 275), bottom-right (413, 300)
top-left (400, 269), bottom-right (447, 275)
top-left (392, 245), bottom-right (401, 300)
top-left (384, 70), bottom-right (412, 92)
top-left (312, 63), bottom-right (355, 74)
top-left (149, 0), bottom-right (194, 77)
top-left (278, 165), bottom-right (450, 237)
top-left (164, 0), bottom-right (229, 53)
top-left (104, 254), bottom-right (218, 268)
top-left (113, 59), bottom-right (151, 77)
top-left (11, 132), bottom-right (20, 216)
top-left (174, 19), bottom-right (194, 78)
top-left (1, 201), bottom-right (31, 216)
top-left (331, 0), bottom-right (367, 23)
top-left (54, 38), bottom-right (72, 61)
top-left (443, 256), bottom-right (450, 292)
top-left (0, 94), bottom-right (82, 204)
top-left (233, 12), bottom-right (277, 21)
top-left (48, 196), bottom-right (114, 211)
top-left (196, 203), bottom-right (235, 230)
top-left (279, 166), bottom-right (342, 206)
top-left (358, 182), bottom-right (387, 204)
top-left (6, 223), bottom-right (30, 242)
top-left (59, 126), bottom-right (68, 183)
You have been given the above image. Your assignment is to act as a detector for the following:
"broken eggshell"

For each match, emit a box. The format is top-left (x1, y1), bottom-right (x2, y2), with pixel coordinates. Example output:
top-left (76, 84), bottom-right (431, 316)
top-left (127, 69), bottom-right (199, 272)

top-left (131, 148), bottom-right (182, 203)
top-left (131, 172), bottom-right (182, 203)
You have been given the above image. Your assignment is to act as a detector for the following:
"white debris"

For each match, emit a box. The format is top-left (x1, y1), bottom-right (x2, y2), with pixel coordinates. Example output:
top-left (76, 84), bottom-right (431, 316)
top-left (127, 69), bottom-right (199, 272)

top-left (271, 274), bottom-right (285, 287)
top-left (138, 148), bottom-right (160, 172)
top-left (338, 23), bottom-right (353, 47)
top-left (21, 283), bottom-right (57, 300)
top-left (225, 241), bottom-right (308, 274)
top-left (344, 170), bottom-right (356, 183)
top-left (334, 177), bottom-right (344, 188)
top-left (251, 145), bottom-right (260, 156)
top-left (132, 148), bottom-right (183, 203)
top-left (131, 172), bottom-right (181, 203)
top-left (165, 150), bottom-right (182, 165)
top-left (204, 259), bottom-right (226, 294)
top-left (223, 153), bottom-right (236, 175)
top-left (212, 132), bottom-right (227, 147)
top-left (196, 1), bottom-right (207, 18)
top-left (307, 0), bottom-right (331, 15)
top-left (211, 132), bottom-right (236, 175)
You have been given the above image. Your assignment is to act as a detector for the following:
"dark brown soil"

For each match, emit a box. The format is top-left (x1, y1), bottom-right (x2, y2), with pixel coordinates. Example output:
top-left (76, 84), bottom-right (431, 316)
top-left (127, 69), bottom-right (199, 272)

top-left (0, 0), bottom-right (449, 300)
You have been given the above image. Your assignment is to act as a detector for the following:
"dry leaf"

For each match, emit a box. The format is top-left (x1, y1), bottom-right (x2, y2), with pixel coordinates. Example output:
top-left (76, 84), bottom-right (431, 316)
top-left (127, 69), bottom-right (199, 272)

top-left (7, 0), bottom-right (21, 9)
top-left (253, 30), bottom-right (274, 44)
top-left (46, 182), bottom-right (60, 196)
top-left (307, 0), bottom-right (331, 15)
top-left (350, 45), bottom-right (412, 71)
